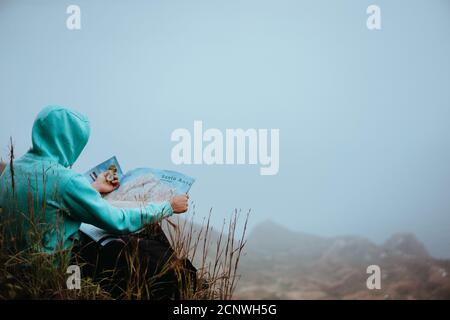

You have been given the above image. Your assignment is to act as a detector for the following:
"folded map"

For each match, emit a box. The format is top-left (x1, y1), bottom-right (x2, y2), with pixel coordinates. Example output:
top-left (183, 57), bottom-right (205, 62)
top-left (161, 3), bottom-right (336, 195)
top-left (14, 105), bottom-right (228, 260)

top-left (79, 156), bottom-right (195, 243)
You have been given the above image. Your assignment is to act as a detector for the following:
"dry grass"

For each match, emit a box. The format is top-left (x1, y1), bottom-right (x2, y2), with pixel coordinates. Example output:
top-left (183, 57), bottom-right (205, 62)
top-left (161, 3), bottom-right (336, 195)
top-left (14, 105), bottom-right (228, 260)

top-left (163, 209), bottom-right (249, 299)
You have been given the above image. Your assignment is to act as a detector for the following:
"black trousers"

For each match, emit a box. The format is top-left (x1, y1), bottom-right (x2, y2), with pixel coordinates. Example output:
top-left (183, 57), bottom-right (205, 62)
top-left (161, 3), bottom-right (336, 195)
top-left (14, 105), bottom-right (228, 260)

top-left (73, 227), bottom-right (197, 299)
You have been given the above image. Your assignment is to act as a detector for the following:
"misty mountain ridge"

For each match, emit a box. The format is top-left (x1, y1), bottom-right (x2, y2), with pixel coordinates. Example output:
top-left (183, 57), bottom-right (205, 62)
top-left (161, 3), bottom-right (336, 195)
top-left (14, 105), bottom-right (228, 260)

top-left (246, 219), bottom-right (430, 262)
top-left (235, 220), bottom-right (450, 299)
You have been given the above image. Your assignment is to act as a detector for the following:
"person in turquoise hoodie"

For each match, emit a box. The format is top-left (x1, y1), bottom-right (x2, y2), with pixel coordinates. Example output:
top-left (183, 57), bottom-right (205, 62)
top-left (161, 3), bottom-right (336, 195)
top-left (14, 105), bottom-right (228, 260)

top-left (0, 105), bottom-right (189, 254)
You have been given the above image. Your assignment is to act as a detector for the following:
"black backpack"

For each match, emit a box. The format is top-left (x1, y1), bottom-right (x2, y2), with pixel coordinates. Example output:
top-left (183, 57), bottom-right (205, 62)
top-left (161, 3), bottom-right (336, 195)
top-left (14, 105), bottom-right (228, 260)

top-left (76, 223), bottom-right (197, 300)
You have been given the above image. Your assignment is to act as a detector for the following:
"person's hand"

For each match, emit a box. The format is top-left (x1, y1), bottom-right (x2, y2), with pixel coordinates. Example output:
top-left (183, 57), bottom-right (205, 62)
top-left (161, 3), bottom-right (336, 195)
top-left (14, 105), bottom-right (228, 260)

top-left (170, 194), bottom-right (189, 214)
top-left (91, 171), bottom-right (120, 194)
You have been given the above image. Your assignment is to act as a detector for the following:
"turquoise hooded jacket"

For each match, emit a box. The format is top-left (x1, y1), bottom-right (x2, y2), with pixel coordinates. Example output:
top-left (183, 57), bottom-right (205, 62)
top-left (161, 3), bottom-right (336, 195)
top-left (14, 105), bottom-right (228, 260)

top-left (0, 106), bottom-right (173, 253)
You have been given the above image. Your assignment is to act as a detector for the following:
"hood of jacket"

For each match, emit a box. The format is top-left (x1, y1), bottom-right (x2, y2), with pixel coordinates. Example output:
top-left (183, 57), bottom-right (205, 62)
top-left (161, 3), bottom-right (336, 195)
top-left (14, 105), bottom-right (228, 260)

top-left (30, 106), bottom-right (90, 167)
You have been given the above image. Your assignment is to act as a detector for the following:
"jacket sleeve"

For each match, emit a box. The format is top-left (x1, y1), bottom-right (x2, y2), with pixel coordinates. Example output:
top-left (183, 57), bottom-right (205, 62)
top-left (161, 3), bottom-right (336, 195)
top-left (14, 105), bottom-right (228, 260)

top-left (62, 174), bottom-right (173, 234)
